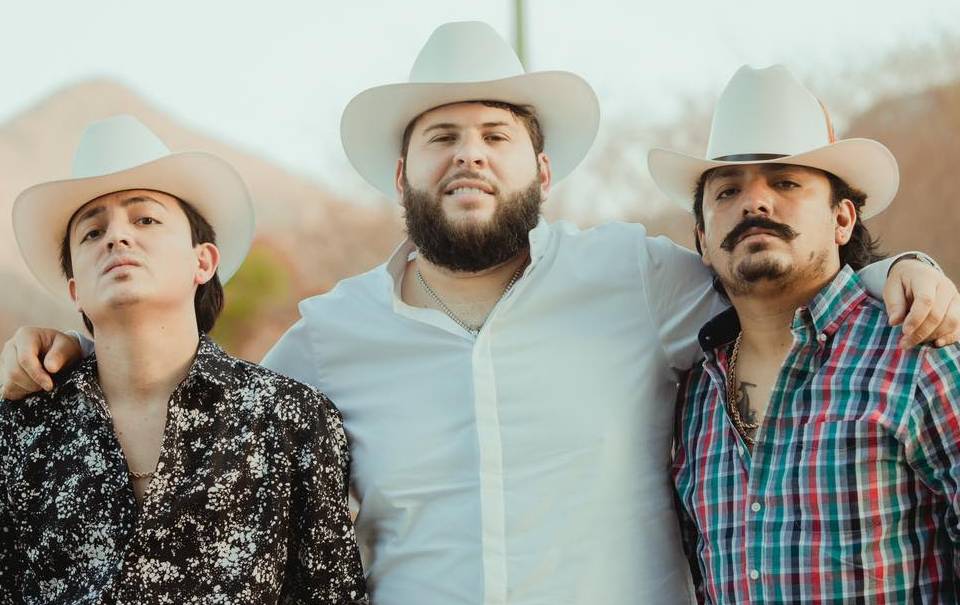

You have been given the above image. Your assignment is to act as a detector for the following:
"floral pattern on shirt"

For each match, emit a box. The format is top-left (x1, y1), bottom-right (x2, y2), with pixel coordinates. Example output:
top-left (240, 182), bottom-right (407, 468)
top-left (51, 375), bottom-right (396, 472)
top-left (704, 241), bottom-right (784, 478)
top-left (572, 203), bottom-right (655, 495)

top-left (0, 335), bottom-right (367, 604)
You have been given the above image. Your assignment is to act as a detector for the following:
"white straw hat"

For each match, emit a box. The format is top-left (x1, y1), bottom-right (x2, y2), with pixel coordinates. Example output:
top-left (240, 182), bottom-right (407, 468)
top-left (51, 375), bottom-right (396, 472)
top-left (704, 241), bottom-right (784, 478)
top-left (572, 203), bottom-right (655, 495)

top-left (648, 65), bottom-right (899, 218)
top-left (13, 115), bottom-right (255, 299)
top-left (341, 21), bottom-right (600, 197)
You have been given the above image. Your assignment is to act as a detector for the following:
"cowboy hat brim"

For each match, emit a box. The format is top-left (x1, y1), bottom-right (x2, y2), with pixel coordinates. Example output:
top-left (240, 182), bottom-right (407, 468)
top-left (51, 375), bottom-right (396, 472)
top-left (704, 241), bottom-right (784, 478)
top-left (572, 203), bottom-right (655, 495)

top-left (340, 71), bottom-right (600, 197)
top-left (647, 138), bottom-right (899, 219)
top-left (13, 151), bottom-right (255, 300)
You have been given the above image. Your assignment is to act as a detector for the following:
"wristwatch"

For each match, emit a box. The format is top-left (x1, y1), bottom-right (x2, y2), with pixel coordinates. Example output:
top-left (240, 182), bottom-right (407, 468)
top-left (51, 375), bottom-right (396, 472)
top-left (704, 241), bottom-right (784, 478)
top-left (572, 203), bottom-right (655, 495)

top-left (888, 252), bottom-right (941, 275)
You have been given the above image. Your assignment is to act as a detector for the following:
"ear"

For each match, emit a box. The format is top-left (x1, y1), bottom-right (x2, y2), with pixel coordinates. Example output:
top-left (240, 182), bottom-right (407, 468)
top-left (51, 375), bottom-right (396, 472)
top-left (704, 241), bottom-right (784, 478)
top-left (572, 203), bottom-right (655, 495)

top-left (67, 278), bottom-right (82, 312)
top-left (696, 226), bottom-right (711, 266)
top-left (536, 152), bottom-right (553, 203)
top-left (834, 198), bottom-right (857, 245)
top-left (194, 242), bottom-right (221, 285)
top-left (395, 158), bottom-right (405, 200)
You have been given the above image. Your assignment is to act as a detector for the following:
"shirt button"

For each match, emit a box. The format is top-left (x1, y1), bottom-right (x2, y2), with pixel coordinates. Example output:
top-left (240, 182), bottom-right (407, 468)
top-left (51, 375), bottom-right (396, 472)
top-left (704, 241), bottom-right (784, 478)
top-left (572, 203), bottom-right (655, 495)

top-left (817, 333), bottom-right (827, 343)
top-left (751, 501), bottom-right (761, 512)
top-left (737, 445), bottom-right (745, 456)
top-left (749, 569), bottom-right (760, 581)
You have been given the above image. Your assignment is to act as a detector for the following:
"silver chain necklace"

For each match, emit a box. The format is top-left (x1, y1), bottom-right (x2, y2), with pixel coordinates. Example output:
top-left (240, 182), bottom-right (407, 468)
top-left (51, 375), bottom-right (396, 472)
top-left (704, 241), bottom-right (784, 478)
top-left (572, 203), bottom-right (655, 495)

top-left (416, 262), bottom-right (526, 336)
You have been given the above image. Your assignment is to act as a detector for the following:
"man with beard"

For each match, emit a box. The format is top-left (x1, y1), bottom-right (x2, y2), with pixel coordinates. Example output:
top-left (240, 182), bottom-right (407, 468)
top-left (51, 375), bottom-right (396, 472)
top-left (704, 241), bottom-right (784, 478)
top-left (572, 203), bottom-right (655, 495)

top-left (2, 22), bottom-right (960, 605)
top-left (660, 66), bottom-right (960, 602)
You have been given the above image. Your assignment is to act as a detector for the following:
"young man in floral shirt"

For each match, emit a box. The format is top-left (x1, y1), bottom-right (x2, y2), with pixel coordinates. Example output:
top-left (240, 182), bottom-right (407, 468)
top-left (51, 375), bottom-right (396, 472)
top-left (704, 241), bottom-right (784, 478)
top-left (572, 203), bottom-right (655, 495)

top-left (0, 115), bottom-right (366, 604)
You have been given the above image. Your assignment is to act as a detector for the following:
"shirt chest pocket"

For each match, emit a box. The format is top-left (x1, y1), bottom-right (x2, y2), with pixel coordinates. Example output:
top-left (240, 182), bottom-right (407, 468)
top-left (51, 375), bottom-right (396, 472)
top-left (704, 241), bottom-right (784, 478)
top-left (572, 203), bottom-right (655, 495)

top-left (784, 419), bottom-right (904, 530)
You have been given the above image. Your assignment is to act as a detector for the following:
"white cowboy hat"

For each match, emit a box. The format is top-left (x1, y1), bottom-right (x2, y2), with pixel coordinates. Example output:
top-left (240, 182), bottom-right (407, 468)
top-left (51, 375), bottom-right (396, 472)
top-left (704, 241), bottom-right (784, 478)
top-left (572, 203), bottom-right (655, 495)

top-left (340, 20), bottom-right (600, 197)
top-left (647, 64), bottom-right (899, 218)
top-left (13, 114), bottom-right (255, 299)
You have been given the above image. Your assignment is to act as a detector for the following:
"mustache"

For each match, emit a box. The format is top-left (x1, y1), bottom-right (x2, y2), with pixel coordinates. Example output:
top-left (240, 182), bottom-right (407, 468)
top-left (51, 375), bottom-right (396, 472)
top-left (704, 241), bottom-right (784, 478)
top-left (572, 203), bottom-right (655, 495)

top-left (720, 216), bottom-right (798, 252)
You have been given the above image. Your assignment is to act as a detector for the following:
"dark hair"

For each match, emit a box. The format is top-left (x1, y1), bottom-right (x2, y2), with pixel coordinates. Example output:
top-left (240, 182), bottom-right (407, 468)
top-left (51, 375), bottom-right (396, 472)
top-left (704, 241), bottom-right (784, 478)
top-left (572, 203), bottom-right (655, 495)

top-left (692, 164), bottom-right (883, 297)
top-left (400, 100), bottom-right (545, 162)
top-left (60, 196), bottom-right (224, 335)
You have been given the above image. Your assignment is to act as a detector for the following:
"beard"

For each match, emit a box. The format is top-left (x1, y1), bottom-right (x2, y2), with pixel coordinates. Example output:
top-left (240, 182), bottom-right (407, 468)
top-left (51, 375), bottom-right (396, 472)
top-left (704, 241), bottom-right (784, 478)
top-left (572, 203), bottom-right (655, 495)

top-left (401, 175), bottom-right (542, 272)
top-left (721, 243), bottom-right (829, 298)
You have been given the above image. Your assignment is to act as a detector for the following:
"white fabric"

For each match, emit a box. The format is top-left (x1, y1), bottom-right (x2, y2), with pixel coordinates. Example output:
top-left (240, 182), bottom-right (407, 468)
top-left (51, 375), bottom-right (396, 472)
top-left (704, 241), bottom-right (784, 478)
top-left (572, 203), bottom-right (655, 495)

top-left (262, 219), bottom-right (895, 605)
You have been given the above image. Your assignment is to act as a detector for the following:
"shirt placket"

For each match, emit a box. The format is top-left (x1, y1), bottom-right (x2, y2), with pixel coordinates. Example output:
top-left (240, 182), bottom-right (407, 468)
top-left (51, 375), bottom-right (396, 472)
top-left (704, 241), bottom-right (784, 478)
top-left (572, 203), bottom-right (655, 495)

top-left (742, 317), bottom-right (819, 604)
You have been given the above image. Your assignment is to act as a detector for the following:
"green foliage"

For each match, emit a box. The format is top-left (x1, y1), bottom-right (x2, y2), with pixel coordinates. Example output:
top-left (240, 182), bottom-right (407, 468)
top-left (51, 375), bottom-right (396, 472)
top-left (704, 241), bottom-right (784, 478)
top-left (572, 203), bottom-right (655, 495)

top-left (211, 243), bottom-right (292, 352)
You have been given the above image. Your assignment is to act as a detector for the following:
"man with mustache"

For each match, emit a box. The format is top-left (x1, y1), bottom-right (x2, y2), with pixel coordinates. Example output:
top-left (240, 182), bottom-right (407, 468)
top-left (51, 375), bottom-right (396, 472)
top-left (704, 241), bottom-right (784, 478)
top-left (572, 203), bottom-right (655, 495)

top-left (0, 116), bottom-right (366, 603)
top-left (2, 24), bottom-right (960, 604)
top-left (657, 66), bottom-right (960, 602)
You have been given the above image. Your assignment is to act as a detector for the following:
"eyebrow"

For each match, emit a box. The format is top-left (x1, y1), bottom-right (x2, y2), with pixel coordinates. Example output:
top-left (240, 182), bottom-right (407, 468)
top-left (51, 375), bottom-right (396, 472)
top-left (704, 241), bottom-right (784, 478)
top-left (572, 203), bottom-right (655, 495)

top-left (420, 121), bottom-right (513, 135)
top-left (72, 196), bottom-right (167, 233)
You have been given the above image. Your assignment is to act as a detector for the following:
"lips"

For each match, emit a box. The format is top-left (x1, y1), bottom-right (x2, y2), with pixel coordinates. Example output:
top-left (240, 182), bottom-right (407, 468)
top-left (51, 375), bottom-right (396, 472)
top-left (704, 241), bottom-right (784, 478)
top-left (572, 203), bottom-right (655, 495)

top-left (738, 228), bottom-right (779, 244)
top-left (101, 258), bottom-right (141, 275)
top-left (442, 176), bottom-right (495, 196)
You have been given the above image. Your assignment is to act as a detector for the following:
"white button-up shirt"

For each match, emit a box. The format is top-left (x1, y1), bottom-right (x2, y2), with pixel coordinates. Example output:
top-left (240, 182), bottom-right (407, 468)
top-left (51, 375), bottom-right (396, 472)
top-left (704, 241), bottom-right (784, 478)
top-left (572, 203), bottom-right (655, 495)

top-left (262, 218), bottom-right (892, 605)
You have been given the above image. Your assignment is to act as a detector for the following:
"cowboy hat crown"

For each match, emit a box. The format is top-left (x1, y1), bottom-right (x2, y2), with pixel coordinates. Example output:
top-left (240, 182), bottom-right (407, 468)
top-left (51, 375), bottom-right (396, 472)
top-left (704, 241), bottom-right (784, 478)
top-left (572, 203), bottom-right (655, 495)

top-left (648, 64), bottom-right (899, 218)
top-left (340, 21), bottom-right (600, 197)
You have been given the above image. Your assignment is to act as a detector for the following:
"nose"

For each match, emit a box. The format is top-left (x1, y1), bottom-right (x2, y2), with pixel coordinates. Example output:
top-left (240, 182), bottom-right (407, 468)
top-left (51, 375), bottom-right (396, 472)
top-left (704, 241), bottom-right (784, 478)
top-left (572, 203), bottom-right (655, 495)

top-left (104, 222), bottom-right (132, 251)
top-left (740, 177), bottom-right (773, 217)
top-left (453, 134), bottom-right (487, 169)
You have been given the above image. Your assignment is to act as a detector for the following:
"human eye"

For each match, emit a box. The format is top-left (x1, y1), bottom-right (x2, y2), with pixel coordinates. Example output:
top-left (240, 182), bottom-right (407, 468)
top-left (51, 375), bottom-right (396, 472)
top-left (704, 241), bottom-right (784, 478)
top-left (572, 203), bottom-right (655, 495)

top-left (716, 187), bottom-right (738, 200)
top-left (484, 132), bottom-right (509, 142)
top-left (775, 179), bottom-right (801, 190)
top-left (428, 132), bottom-right (456, 143)
top-left (135, 216), bottom-right (161, 225)
top-left (80, 228), bottom-right (102, 243)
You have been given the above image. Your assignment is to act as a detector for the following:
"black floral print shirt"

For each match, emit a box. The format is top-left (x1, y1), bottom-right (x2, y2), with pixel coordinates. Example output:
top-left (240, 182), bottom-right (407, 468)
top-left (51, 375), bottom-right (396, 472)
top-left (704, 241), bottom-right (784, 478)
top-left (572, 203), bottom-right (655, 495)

top-left (0, 336), bottom-right (367, 604)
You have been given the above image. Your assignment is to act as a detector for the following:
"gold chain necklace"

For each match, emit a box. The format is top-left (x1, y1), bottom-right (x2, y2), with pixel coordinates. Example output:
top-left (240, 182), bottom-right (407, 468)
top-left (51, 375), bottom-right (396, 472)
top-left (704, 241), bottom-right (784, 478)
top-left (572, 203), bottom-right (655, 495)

top-left (726, 332), bottom-right (759, 447)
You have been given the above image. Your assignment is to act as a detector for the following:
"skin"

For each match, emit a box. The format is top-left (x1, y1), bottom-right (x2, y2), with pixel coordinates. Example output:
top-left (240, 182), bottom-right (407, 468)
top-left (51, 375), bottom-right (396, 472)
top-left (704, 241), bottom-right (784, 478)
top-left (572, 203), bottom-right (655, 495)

top-left (66, 189), bottom-right (219, 502)
top-left (697, 164), bottom-right (858, 439)
top-left (396, 102), bottom-right (551, 326)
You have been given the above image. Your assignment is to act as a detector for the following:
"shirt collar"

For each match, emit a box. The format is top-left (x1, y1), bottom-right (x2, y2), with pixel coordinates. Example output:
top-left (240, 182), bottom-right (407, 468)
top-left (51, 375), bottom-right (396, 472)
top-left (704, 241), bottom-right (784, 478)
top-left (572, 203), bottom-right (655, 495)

top-left (58, 334), bottom-right (235, 414)
top-left (384, 216), bottom-right (553, 298)
top-left (697, 265), bottom-right (868, 354)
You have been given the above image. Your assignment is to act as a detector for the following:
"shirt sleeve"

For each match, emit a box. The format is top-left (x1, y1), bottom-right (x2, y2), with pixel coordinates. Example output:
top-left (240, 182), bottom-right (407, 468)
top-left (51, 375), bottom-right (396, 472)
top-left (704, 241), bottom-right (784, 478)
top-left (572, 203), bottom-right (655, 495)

top-left (856, 251), bottom-right (942, 301)
top-left (280, 392), bottom-right (367, 605)
top-left (902, 345), bottom-right (960, 578)
top-left (0, 414), bottom-right (21, 602)
top-left (260, 318), bottom-right (322, 389)
top-left (636, 233), bottom-right (729, 373)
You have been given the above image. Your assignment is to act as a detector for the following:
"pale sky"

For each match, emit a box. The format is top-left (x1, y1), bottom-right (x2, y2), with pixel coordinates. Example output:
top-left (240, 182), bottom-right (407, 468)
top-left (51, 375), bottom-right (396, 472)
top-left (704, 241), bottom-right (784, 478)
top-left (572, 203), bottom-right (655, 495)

top-left (4, 0), bottom-right (959, 199)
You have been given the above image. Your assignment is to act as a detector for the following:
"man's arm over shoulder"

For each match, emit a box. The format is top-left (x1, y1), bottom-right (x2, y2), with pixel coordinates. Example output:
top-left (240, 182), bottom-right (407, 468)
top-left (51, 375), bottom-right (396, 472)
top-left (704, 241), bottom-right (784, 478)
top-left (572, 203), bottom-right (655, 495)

top-left (261, 317), bottom-right (321, 389)
top-left (279, 385), bottom-right (367, 604)
top-left (635, 231), bottom-right (727, 373)
top-left (902, 344), bottom-right (960, 577)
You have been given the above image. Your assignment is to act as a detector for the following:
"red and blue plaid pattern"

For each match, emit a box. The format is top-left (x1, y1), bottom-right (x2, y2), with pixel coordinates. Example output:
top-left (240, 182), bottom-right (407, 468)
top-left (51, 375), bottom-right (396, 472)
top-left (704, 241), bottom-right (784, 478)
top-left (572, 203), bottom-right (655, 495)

top-left (673, 266), bottom-right (960, 603)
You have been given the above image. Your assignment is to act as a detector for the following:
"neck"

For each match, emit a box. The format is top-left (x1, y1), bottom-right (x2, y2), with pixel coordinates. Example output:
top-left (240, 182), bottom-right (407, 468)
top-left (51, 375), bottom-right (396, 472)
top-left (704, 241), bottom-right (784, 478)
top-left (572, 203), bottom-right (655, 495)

top-left (728, 271), bottom-right (836, 356)
top-left (414, 249), bottom-right (529, 303)
top-left (92, 310), bottom-right (200, 408)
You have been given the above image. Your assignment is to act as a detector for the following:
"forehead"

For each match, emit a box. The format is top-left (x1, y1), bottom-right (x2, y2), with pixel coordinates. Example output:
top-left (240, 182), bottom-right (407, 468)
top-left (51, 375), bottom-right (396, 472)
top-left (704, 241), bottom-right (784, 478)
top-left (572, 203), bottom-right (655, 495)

top-left (413, 102), bottom-right (521, 132)
top-left (69, 189), bottom-right (179, 231)
top-left (704, 163), bottom-right (824, 185)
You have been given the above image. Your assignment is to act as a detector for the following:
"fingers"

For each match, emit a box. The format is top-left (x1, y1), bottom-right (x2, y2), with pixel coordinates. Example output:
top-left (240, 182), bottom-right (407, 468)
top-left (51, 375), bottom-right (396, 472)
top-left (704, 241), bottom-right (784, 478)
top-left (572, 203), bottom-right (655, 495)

top-left (13, 328), bottom-right (54, 392)
top-left (42, 332), bottom-right (83, 374)
top-left (933, 293), bottom-right (960, 348)
top-left (1, 336), bottom-right (47, 400)
top-left (883, 277), bottom-right (907, 326)
top-left (898, 267), bottom-right (960, 347)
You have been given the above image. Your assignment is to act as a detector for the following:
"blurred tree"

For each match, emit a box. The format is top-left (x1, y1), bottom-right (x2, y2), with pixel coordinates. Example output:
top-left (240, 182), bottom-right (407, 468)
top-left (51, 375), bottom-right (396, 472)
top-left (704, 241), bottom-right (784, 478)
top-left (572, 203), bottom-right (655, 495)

top-left (211, 241), bottom-right (294, 354)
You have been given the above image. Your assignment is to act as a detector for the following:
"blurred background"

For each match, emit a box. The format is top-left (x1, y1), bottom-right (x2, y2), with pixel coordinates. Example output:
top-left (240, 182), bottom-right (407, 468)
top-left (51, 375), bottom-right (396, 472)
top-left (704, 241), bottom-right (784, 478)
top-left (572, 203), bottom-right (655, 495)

top-left (2, 0), bottom-right (958, 360)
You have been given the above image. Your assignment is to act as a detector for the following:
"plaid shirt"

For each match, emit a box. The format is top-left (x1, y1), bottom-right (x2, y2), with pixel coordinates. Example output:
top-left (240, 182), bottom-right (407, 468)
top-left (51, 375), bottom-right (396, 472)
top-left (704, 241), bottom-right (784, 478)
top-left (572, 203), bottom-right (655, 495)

top-left (673, 266), bottom-right (960, 604)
